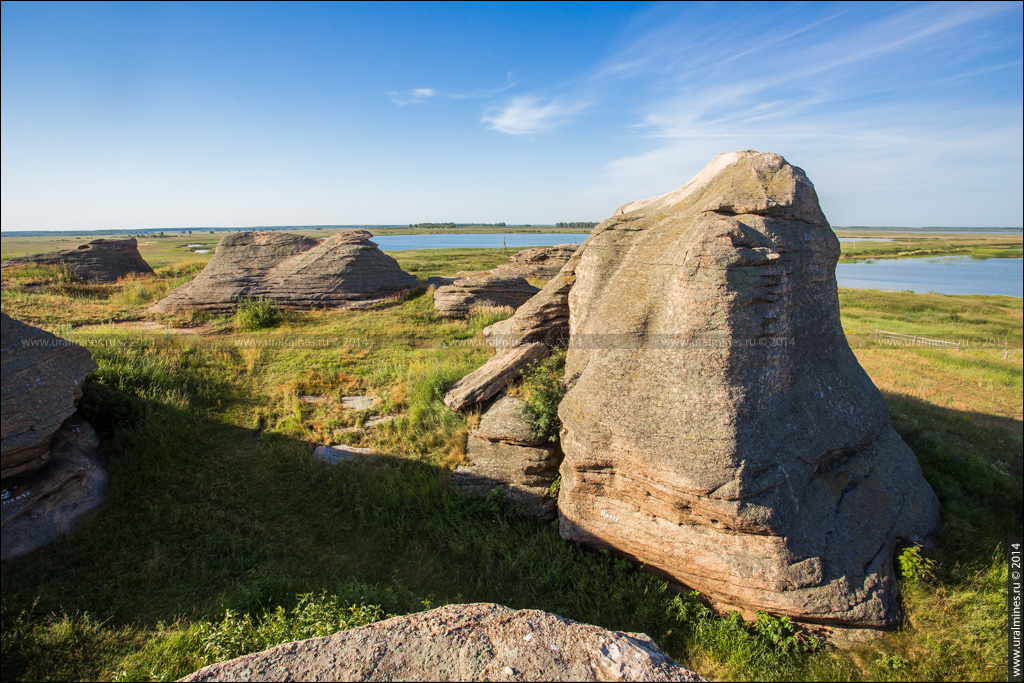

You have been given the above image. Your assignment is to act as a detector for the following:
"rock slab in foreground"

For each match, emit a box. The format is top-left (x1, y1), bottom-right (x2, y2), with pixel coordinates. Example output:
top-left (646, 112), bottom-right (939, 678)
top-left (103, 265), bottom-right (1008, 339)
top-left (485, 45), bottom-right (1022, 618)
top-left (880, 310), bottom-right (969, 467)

top-left (443, 342), bottom-right (549, 412)
top-left (2, 417), bottom-right (106, 562)
top-left (180, 602), bottom-right (704, 682)
top-left (1, 313), bottom-right (98, 479)
top-left (433, 275), bottom-right (540, 319)
top-left (557, 150), bottom-right (941, 627)
top-left (152, 231), bottom-right (417, 313)
top-left (1, 238), bottom-right (154, 283)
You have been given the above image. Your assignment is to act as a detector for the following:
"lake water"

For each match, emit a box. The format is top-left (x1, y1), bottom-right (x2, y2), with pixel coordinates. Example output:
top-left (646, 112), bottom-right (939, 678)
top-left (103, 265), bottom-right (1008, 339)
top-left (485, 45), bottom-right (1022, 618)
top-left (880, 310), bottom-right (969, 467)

top-left (836, 256), bottom-right (1022, 297)
top-left (375, 233), bottom-right (586, 251)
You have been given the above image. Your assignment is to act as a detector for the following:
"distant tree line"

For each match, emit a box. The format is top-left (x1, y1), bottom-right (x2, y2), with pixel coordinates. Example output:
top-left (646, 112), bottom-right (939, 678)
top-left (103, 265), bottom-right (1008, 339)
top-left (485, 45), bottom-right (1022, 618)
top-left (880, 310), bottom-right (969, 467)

top-left (555, 222), bottom-right (597, 229)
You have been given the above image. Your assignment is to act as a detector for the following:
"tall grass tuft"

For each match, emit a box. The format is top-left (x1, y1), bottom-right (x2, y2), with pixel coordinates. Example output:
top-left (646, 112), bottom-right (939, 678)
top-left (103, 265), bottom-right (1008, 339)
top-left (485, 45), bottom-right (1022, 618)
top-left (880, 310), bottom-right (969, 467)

top-left (233, 297), bottom-right (282, 331)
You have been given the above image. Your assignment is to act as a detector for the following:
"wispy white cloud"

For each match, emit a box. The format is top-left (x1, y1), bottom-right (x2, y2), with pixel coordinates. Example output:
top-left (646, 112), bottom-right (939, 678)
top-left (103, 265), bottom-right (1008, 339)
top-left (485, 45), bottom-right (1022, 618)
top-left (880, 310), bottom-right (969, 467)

top-left (574, 1), bottom-right (1024, 225)
top-left (388, 73), bottom-right (518, 106)
top-left (481, 96), bottom-right (591, 135)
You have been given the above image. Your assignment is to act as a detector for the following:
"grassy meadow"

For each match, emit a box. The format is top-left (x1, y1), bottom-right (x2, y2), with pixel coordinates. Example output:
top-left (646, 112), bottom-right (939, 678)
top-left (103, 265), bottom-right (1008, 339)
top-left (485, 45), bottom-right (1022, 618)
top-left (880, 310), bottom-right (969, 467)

top-left (0, 248), bottom-right (1021, 682)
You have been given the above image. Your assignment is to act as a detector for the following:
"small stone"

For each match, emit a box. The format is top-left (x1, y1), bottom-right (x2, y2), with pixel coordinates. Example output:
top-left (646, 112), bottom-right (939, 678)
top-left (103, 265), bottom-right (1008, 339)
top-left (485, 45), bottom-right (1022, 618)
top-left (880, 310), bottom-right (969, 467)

top-left (341, 396), bottom-right (375, 411)
top-left (312, 445), bottom-right (374, 465)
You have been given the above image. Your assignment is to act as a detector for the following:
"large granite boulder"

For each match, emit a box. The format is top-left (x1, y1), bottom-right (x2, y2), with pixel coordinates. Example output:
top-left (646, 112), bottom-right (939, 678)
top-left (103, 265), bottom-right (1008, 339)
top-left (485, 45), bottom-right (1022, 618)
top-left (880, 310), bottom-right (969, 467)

top-left (557, 151), bottom-right (941, 627)
top-left (452, 394), bottom-right (561, 519)
top-left (180, 603), bottom-right (705, 682)
top-left (443, 342), bottom-right (549, 412)
top-left (1, 238), bottom-right (154, 283)
top-left (1, 313), bottom-right (97, 479)
top-left (492, 244), bottom-right (581, 279)
top-left (433, 275), bottom-right (540, 319)
top-left (152, 231), bottom-right (417, 313)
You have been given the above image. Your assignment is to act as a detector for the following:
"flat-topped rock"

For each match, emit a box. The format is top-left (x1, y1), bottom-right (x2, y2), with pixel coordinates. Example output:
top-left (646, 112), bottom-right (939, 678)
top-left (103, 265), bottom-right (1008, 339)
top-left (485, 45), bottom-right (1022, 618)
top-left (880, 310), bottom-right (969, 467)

top-left (1, 238), bottom-right (154, 283)
top-left (180, 602), bottom-right (705, 682)
top-left (1, 313), bottom-right (98, 479)
top-left (492, 244), bottom-right (581, 279)
top-left (151, 231), bottom-right (416, 313)
top-left (312, 444), bottom-right (375, 465)
top-left (433, 275), bottom-right (540, 319)
top-left (557, 151), bottom-right (941, 627)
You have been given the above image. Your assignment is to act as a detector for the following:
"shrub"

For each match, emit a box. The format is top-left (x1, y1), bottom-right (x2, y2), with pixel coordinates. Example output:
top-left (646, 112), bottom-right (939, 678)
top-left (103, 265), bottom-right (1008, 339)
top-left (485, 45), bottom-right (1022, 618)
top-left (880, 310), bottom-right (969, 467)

top-left (517, 348), bottom-right (566, 442)
top-left (233, 297), bottom-right (282, 331)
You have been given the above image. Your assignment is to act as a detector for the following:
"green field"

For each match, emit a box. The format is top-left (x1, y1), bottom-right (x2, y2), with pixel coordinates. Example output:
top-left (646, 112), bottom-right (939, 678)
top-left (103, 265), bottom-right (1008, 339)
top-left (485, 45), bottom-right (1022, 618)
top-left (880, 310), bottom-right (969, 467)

top-left (0, 253), bottom-right (1021, 682)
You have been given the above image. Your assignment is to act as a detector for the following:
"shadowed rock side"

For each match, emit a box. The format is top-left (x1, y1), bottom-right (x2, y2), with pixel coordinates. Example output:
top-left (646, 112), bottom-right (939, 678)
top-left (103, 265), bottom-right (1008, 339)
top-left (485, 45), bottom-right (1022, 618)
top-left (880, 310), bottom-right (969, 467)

top-left (180, 603), bottom-right (705, 682)
top-left (1, 238), bottom-right (154, 283)
top-left (2, 416), bottom-right (107, 562)
top-left (557, 151), bottom-right (941, 627)
top-left (1, 313), bottom-right (98, 479)
top-left (151, 231), bottom-right (417, 313)
top-left (492, 243), bottom-right (581, 279)
top-left (433, 275), bottom-right (540, 319)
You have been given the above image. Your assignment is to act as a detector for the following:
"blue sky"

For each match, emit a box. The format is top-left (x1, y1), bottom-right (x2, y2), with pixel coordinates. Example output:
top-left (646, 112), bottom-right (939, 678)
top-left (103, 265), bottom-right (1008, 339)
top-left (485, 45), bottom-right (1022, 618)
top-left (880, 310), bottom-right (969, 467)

top-left (1, 1), bottom-right (1021, 231)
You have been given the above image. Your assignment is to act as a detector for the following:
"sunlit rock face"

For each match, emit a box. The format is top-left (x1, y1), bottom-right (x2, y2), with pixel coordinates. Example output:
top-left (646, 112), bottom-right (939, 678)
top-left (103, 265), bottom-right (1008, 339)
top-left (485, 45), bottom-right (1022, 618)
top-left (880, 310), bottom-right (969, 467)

top-left (557, 151), bottom-right (941, 626)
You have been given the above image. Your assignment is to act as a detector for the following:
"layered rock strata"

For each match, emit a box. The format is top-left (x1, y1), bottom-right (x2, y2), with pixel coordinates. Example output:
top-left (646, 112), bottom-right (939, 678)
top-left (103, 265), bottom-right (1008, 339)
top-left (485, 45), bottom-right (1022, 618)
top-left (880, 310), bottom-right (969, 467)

top-left (557, 151), bottom-right (941, 627)
top-left (1, 238), bottom-right (154, 283)
top-left (152, 231), bottom-right (417, 312)
top-left (442, 249), bottom-right (585, 412)
top-left (433, 275), bottom-right (540, 319)
top-left (452, 394), bottom-right (561, 519)
top-left (181, 602), bottom-right (705, 682)
top-left (492, 243), bottom-right (581, 279)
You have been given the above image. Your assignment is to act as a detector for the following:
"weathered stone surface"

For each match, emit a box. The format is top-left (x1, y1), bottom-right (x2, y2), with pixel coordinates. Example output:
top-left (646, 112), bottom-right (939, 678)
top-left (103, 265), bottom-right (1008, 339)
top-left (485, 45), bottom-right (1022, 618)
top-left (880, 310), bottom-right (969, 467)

top-left (484, 248), bottom-right (584, 349)
top-left (492, 244), bottom-right (581, 279)
top-left (443, 342), bottom-right (549, 412)
top-left (474, 394), bottom-right (547, 445)
top-left (453, 395), bottom-right (561, 518)
top-left (313, 444), bottom-right (375, 465)
top-left (2, 416), bottom-right (106, 562)
top-left (151, 231), bottom-right (416, 313)
top-left (1, 238), bottom-right (154, 283)
top-left (557, 151), bottom-right (941, 627)
top-left (341, 396), bottom-right (375, 411)
top-left (433, 276), bottom-right (540, 319)
top-left (180, 602), bottom-right (704, 682)
top-left (1, 313), bottom-right (98, 479)
top-left (454, 436), bottom-right (559, 519)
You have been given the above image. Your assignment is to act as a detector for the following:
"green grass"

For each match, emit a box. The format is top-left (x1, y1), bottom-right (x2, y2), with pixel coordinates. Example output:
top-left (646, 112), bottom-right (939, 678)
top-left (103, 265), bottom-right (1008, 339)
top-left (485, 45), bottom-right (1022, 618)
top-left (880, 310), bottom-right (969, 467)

top-left (0, 256), bottom-right (1020, 682)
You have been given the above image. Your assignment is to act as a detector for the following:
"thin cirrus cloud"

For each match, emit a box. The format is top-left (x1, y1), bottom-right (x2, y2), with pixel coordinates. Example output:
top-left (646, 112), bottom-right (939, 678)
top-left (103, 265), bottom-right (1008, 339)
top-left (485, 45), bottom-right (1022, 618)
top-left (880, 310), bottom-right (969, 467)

top-left (563, 1), bottom-right (1023, 225)
top-left (480, 95), bottom-right (592, 136)
top-left (388, 74), bottom-right (518, 106)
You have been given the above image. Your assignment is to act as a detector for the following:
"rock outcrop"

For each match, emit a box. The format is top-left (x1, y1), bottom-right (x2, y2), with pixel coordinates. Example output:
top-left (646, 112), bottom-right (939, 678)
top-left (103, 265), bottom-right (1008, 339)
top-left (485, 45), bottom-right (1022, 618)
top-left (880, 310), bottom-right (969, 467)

top-left (557, 151), bottom-right (941, 627)
top-left (1, 238), bottom-right (154, 283)
top-left (1, 313), bottom-right (98, 479)
top-left (433, 275), bottom-right (540, 319)
top-left (1, 314), bottom-right (105, 561)
top-left (2, 416), bottom-right (107, 562)
top-left (443, 342), bottom-right (549, 412)
top-left (180, 602), bottom-right (705, 682)
top-left (152, 231), bottom-right (417, 313)
top-left (452, 394), bottom-right (561, 519)
top-left (442, 250), bottom-right (585, 412)
top-left (492, 244), bottom-right (581, 279)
